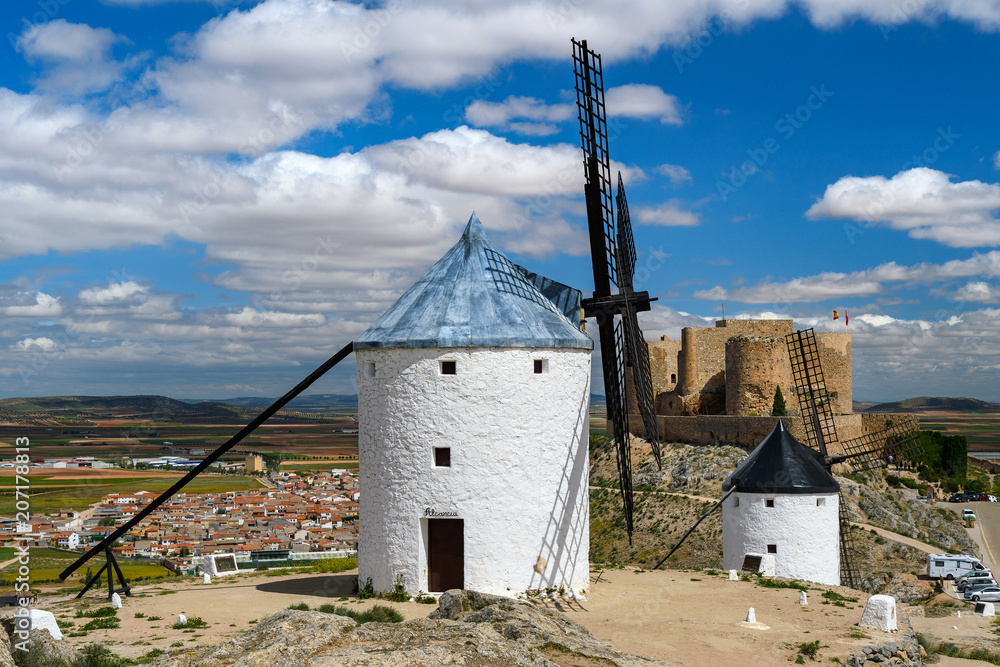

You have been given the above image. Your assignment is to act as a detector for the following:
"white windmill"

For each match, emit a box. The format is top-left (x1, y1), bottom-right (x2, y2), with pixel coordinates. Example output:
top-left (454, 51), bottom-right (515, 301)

top-left (721, 421), bottom-right (841, 586)
top-left (354, 213), bottom-right (593, 597)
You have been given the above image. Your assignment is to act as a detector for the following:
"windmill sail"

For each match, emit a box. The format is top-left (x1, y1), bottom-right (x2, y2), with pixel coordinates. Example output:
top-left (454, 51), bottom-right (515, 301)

top-left (573, 38), bottom-right (660, 541)
top-left (785, 328), bottom-right (924, 590)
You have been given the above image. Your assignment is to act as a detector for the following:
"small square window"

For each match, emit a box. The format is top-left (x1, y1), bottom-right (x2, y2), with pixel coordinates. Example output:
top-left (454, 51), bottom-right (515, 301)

top-left (534, 359), bottom-right (548, 374)
top-left (364, 362), bottom-right (376, 379)
top-left (765, 499), bottom-right (775, 508)
top-left (440, 360), bottom-right (456, 375)
top-left (733, 496), bottom-right (740, 507)
top-left (434, 447), bottom-right (451, 467)
top-left (817, 498), bottom-right (826, 507)
top-left (767, 544), bottom-right (777, 554)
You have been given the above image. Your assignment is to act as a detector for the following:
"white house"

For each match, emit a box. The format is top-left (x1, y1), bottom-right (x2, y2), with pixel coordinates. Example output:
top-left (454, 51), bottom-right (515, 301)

top-left (355, 213), bottom-right (593, 597)
top-left (721, 420), bottom-right (841, 586)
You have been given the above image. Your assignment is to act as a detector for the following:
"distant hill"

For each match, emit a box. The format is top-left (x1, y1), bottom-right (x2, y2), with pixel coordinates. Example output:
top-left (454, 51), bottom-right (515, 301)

top-left (858, 396), bottom-right (1000, 413)
top-left (0, 393), bottom-right (360, 422)
top-left (0, 395), bottom-right (243, 420)
top-left (208, 394), bottom-right (358, 411)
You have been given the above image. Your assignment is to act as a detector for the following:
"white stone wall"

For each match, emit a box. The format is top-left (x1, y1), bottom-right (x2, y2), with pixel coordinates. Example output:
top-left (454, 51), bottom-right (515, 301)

top-left (356, 346), bottom-right (591, 597)
top-left (722, 491), bottom-right (840, 586)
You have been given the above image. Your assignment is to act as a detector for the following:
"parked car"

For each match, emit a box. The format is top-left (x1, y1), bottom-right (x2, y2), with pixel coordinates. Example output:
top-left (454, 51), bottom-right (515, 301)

top-left (965, 586), bottom-right (1000, 602)
top-left (990, 495), bottom-right (998, 503)
top-left (958, 578), bottom-right (997, 592)
top-left (950, 493), bottom-right (973, 503)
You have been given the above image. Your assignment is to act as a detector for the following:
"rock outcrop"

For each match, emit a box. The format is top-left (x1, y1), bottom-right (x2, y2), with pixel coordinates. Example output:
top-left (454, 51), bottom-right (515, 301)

top-left (148, 591), bottom-right (674, 666)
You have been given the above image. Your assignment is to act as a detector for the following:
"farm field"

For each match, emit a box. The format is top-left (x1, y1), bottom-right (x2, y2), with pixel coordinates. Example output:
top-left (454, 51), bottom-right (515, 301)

top-left (0, 547), bottom-right (172, 590)
top-left (918, 411), bottom-right (1000, 453)
top-left (0, 418), bottom-right (359, 463)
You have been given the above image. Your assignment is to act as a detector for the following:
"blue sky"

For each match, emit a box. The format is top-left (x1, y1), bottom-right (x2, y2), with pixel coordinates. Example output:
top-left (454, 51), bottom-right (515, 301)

top-left (2, 0), bottom-right (1000, 402)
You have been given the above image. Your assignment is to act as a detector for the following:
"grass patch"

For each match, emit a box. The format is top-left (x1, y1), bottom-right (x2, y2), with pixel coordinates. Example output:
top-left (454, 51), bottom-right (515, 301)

top-left (81, 616), bottom-right (121, 631)
top-left (316, 603), bottom-right (404, 623)
top-left (75, 606), bottom-right (118, 619)
top-left (172, 616), bottom-right (209, 629)
top-left (312, 556), bottom-right (357, 574)
top-left (751, 576), bottom-right (808, 591)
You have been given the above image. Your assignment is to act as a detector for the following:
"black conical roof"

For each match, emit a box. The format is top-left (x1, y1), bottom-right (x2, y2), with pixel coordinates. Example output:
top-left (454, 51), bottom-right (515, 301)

top-left (722, 420), bottom-right (839, 495)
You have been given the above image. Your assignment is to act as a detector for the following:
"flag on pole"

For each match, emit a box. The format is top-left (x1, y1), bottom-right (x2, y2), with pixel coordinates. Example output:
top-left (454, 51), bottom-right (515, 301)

top-left (845, 310), bottom-right (849, 326)
top-left (833, 310), bottom-right (839, 321)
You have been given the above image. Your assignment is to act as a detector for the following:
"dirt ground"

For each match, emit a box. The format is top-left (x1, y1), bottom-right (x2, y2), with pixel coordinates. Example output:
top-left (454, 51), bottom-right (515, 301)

top-left (29, 566), bottom-right (1000, 665)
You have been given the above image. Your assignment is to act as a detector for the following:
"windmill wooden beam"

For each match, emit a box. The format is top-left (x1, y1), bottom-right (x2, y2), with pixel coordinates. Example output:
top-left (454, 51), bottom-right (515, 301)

top-left (59, 341), bottom-right (355, 598)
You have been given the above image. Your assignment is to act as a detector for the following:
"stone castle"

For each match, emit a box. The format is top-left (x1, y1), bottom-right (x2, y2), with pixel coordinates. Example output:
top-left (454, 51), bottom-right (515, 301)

top-left (626, 318), bottom-right (906, 452)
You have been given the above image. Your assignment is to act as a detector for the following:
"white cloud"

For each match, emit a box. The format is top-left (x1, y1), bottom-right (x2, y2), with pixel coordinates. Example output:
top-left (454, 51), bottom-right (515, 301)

top-left (694, 251), bottom-right (1000, 303)
top-left (635, 201), bottom-right (700, 226)
top-left (806, 168), bottom-right (1000, 248)
top-left (465, 96), bottom-right (573, 136)
top-left (78, 281), bottom-right (147, 305)
top-left (12, 337), bottom-right (57, 352)
top-left (605, 84), bottom-right (683, 125)
top-left (994, 150), bottom-right (1000, 169)
top-left (953, 281), bottom-right (1000, 303)
top-left (1, 293), bottom-right (62, 317)
top-left (655, 163), bottom-right (692, 185)
top-left (17, 20), bottom-right (128, 95)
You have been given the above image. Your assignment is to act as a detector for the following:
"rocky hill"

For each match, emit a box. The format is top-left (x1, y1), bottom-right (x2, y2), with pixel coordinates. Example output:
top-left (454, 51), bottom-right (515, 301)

top-left (589, 435), bottom-right (977, 600)
top-left (2, 591), bottom-right (672, 667)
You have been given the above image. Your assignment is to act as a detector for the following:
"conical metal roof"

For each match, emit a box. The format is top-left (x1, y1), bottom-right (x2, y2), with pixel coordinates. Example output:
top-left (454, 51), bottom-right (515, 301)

top-left (354, 213), bottom-right (593, 351)
top-left (722, 420), bottom-right (839, 495)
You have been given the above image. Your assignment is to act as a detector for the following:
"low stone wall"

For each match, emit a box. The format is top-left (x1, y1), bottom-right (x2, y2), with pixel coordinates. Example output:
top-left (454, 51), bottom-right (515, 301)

top-left (623, 413), bottom-right (912, 451)
top-left (844, 618), bottom-right (922, 666)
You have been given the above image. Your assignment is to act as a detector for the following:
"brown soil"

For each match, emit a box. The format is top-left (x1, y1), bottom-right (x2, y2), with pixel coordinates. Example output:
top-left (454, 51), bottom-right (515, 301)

top-left (35, 567), bottom-right (1000, 666)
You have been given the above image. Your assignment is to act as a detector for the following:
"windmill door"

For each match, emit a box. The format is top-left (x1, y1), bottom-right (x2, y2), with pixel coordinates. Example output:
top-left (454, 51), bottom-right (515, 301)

top-left (427, 519), bottom-right (464, 592)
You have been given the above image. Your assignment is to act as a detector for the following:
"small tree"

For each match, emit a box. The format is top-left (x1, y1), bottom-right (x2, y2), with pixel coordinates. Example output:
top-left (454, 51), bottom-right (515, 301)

top-left (772, 386), bottom-right (787, 417)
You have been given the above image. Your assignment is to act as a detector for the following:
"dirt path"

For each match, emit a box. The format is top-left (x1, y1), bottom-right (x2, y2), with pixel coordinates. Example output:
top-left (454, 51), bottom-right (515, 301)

top-left (33, 566), bottom-right (999, 665)
top-left (852, 522), bottom-right (940, 554)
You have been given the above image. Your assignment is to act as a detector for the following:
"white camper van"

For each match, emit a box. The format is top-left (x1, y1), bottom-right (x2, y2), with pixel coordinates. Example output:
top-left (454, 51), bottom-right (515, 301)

top-left (927, 554), bottom-right (987, 580)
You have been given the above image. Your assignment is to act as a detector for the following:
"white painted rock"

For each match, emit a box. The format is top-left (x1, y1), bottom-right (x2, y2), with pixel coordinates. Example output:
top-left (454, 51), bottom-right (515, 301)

top-left (729, 570), bottom-right (738, 581)
top-left (799, 591), bottom-right (808, 606)
top-left (745, 607), bottom-right (756, 623)
top-left (974, 602), bottom-right (995, 616)
top-left (176, 614), bottom-right (187, 627)
top-left (203, 573), bottom-right (212, 584)
top-left (26, 609), bottom-right (63, 640)
top-left (859, 595), bottom-right (897, 632)
top-left (111, 592), bottom-right (122, 609)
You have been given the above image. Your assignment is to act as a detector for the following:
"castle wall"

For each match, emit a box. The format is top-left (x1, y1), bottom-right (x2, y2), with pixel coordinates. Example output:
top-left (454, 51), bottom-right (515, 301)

top-left (817, 332), bottom-right (852, 415)
top-left (626, 337), bottom-right (681, 415)
top-left (631, 413), bottom-right (876, 451)
top-left (646, 320), bottom-right (853, 419)
top-left (725, 334), bottom-right (792, 416)
top-left (678, 320), bottom-right (794, 415)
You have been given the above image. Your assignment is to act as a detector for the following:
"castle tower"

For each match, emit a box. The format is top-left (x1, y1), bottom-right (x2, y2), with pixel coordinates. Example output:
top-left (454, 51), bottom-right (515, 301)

top-left (354, 213), bottom-right (593, 597)
top-left (721, 421), bottom-right (840, 586)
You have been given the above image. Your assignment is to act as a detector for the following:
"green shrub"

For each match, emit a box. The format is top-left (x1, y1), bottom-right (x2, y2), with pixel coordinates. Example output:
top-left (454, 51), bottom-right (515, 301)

top-left (80, 617), bottom-right (120, 631)
top-left (74, 607), bottom-right (117, 619)
top-left (357, 577), bottom-right (375, 600)
top-left (171, 616), bottom-right (209, 630)
top-left (313, 557), bottom-right (358, 574)
top-left (69, 644), bottom-right (131, 667)
top-left (317, 603), bottom-right (404, 624)
top-left (286, 602), bottom-right (310, 611)
top-left (771, 386), bottom-right (786, 417)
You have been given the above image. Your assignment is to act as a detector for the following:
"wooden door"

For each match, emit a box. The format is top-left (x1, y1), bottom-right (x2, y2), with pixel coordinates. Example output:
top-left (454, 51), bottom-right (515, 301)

top-left (428, 519), bottom-right (464, 592)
